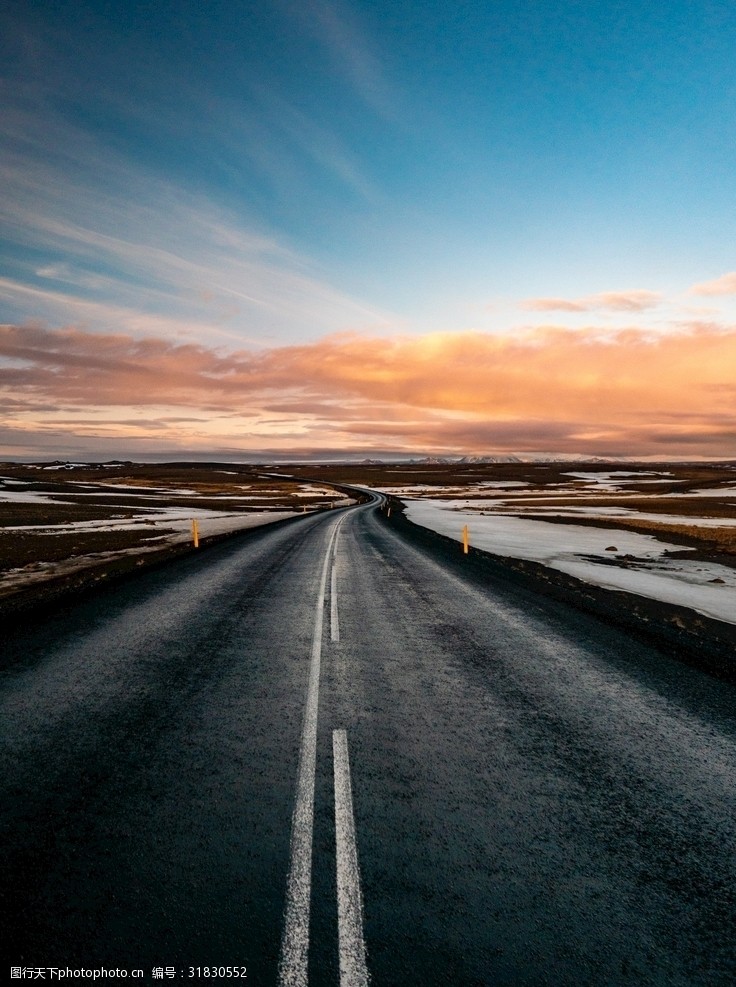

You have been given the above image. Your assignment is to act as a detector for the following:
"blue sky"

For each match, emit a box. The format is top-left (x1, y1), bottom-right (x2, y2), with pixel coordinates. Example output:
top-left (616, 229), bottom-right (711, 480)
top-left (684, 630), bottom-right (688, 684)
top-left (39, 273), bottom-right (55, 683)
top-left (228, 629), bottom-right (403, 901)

top-left (2, 0), bottom-right (736, 458)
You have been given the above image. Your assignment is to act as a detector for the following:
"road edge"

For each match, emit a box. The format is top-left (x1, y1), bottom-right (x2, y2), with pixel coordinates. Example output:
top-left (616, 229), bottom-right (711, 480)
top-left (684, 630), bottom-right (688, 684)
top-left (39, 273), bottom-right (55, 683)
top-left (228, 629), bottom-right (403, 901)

top-left (0, 511), bottom-right (320, 626)
top-left (379, 496), bottom-right (736, 683)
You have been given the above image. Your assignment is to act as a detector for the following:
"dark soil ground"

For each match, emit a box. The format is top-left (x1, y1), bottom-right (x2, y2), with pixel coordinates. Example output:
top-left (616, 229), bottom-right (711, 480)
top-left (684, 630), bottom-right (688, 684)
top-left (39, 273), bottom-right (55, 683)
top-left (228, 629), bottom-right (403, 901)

top-left (2, 459), bottom-right (735, 630)
top-left (285, 460), bottom-right (736, 562)
top-left (0, 460), bottom-right (347, 574)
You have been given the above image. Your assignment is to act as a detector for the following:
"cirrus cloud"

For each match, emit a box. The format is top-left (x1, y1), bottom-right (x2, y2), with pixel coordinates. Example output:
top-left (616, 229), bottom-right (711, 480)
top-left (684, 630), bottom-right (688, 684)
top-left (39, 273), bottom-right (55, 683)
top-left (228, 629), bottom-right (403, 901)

top-left (521, 289), bottom-right (662, 313)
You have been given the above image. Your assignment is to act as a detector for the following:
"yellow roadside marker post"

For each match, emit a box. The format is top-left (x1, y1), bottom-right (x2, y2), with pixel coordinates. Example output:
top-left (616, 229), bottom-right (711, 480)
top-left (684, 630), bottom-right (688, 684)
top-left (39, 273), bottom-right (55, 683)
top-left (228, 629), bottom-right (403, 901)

top-left (462, 524), bottom-right (469, 554)
top-left (192, 519), bottom-right (200, 548)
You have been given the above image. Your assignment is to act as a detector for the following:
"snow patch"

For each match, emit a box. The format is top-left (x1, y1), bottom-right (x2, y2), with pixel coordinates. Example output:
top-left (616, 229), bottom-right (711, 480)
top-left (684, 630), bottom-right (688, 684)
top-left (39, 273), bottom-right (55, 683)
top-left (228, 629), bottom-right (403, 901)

top-left (404, 500), bottom-right (736, 625)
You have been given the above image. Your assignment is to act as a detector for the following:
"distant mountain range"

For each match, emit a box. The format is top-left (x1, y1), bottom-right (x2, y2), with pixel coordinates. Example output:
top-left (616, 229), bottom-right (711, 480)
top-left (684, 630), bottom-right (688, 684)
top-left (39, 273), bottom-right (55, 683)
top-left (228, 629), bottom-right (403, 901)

top-left (397, 454), bottom-right (629, 465)
top-left (456, 455), bottom-right (523, 464)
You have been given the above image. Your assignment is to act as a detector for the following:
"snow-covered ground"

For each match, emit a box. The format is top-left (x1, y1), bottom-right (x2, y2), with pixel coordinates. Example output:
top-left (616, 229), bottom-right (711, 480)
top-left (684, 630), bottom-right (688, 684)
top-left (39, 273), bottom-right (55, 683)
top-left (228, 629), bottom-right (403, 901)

top-left (403, 500), bottom-right (736, 625)
top-left (378, 481), bottom-right (530, 495)
top-left (562, 470), bottom-right (675, 490)
top-left (375, 470), bottom-right (736, 503)
top-left (0, 472), bottom-right (350, 592)
top-left (1, 507), bottom-right (300, 535)
top-left (0, 511), bottom-right (300, 595)
top-left (670, 487), bottom-right (736, 498)
top-left (0, 474), bottom-right (354, 593)
top-left (0, 478), bottom-right (342, 503)
top-left (426, 498), bottom-right (736, 528)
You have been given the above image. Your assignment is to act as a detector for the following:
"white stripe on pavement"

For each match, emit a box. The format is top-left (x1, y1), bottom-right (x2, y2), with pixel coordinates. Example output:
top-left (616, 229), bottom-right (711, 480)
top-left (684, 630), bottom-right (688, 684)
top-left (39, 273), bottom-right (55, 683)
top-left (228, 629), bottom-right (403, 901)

top-left (333, 729), bottom-right (369, 987)
top-left (331, 564), bottom-right (340, 643)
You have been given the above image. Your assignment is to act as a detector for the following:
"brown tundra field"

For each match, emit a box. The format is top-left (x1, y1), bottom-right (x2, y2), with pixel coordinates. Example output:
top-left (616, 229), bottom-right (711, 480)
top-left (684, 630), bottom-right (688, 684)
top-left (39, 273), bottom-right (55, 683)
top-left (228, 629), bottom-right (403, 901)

top-left (2, 459), bottom-right (736, 649)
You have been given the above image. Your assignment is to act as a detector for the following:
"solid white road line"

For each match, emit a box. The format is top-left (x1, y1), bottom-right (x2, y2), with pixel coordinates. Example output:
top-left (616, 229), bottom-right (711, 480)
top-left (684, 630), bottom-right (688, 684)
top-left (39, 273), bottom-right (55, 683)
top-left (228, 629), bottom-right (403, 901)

top-left (333, 729), bottom-right (369, 987)
top-left (278, 519), bottom-right (342, 987)
top-left (331, 564), bottom-right (340, 643)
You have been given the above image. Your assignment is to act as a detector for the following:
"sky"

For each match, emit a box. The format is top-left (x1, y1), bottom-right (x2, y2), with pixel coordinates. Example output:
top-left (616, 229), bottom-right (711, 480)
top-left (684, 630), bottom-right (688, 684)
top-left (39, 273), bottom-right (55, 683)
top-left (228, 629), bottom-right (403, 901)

top-left (2, 0), bottom-right (736, 461)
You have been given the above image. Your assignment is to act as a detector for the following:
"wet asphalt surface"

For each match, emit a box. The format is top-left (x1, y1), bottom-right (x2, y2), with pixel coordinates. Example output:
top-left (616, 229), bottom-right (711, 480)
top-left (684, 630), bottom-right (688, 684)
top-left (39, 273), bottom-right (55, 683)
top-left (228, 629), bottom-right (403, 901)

top-left (2, 499), bottom-right (736, 985)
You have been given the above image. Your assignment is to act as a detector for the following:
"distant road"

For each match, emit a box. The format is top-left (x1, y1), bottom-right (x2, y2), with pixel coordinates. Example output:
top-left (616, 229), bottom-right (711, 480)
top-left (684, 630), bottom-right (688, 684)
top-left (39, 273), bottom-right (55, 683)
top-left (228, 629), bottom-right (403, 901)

top-left (3, 495), bottom-right (736, 984)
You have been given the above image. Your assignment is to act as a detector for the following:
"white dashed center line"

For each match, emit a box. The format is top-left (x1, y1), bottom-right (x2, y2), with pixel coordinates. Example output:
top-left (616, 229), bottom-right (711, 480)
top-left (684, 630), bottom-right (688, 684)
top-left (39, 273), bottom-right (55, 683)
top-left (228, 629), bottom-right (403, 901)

top-left (278, 518), bottom-right (343, 987)
top-left (331, 563), bottom-right (340, 643)
top-left (333, 729), bottom-right (369, 987)
top-left (279, 509), bottom-right (371, 986)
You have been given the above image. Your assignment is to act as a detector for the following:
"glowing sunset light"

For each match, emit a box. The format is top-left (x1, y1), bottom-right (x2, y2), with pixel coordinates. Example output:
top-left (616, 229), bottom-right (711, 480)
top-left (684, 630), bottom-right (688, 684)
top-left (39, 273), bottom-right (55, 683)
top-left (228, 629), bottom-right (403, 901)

top-left (1, 321), bottom-right (735, 460)
top-left (2, 1), bottom-right (736, 460)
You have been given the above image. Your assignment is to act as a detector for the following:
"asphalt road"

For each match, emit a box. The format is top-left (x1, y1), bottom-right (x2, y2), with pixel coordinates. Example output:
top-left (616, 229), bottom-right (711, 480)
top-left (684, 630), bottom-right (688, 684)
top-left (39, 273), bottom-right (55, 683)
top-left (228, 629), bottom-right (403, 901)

top-left (2, 496), bottom-right (736, 985)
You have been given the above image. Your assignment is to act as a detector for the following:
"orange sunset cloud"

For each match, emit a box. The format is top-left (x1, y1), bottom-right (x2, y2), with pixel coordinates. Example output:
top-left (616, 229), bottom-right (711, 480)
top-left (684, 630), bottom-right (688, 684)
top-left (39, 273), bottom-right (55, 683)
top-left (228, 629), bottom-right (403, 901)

top-left (1, 322), bottom-right (735, 458)
top-left (521, 290), bottom-right (662, 312)
top-left (689, 272), bottom-right (736, 296)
